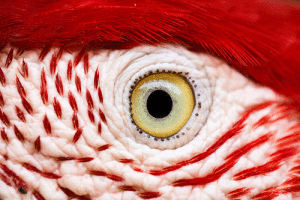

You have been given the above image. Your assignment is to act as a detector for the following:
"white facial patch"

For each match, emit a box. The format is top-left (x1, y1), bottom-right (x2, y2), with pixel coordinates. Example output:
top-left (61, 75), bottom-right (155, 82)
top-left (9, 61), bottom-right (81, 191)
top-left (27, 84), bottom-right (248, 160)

top-left (0, 45), bottom-right (298, 200)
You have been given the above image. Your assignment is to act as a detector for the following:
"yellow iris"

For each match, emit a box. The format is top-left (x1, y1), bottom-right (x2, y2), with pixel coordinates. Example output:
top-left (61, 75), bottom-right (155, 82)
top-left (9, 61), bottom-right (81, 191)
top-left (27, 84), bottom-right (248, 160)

top-left (130, 73), bottom-right (195, 138)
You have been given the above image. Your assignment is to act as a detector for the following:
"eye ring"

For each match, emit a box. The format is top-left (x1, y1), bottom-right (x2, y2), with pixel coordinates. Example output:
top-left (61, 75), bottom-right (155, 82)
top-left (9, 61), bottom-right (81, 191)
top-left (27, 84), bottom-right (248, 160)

top-left (123, 63), bottom-right (213, 150)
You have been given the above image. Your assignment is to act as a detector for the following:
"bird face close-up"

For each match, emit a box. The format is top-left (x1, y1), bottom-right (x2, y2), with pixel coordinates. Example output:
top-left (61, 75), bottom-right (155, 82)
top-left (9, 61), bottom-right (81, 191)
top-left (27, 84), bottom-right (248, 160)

top-left (0, 0), bottom-right (300, 199)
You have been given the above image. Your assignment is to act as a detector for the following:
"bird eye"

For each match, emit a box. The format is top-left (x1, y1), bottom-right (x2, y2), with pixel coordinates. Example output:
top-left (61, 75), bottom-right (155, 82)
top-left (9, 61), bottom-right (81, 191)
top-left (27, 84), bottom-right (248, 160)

top-left (130, 72), bottom-right (195, 138)
top-left (105, 46), bottom-right (214, 149)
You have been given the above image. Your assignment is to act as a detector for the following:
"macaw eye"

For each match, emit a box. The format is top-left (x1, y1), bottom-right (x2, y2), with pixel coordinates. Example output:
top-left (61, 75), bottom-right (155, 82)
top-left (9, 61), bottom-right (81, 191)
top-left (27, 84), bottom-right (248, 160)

top-left (130, 72), bottom-right (195, 138)
top-left (105, 46), bottom-right (214, 149)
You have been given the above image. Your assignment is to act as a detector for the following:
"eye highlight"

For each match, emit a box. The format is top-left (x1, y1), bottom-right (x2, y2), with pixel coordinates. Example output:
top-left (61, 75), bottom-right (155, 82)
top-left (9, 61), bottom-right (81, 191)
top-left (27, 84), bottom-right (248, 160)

top-left (130, 72), bottom-right (195, 138)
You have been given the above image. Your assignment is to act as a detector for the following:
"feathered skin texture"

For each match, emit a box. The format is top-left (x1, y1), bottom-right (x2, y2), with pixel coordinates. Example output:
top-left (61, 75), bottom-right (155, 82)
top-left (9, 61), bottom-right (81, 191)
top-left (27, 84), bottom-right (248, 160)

top-left (0, 0), bottom-right (300, 199)
top-left (0, 0), bottom-right (300, 103)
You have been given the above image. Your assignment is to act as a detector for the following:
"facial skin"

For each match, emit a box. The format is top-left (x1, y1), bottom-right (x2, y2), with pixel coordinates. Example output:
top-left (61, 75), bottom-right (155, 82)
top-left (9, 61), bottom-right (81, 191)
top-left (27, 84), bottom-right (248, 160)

top-left (0, 44), bottom-right (299, 200)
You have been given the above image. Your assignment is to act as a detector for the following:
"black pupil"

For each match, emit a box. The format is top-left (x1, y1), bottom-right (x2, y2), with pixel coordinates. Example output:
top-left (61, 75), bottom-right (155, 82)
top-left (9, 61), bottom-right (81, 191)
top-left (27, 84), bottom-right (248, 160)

top-left (147, 90), bottom-right (172, 118)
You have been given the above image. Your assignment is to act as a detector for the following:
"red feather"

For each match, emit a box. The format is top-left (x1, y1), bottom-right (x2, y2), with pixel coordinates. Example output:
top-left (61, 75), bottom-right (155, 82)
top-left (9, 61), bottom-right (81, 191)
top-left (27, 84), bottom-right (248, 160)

top-left (0, 0), bottom-right (299, 103)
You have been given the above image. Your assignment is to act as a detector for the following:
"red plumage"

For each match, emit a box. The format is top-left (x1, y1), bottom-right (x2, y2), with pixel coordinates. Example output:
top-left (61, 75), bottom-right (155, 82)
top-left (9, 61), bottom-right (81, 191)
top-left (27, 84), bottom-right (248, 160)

top-left (0, 0), bottom-right (299, 103)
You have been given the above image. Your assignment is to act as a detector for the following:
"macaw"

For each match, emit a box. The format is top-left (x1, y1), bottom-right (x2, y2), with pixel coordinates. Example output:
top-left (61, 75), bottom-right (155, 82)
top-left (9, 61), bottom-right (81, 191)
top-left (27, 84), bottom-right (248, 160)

top-left (0, 0), bottom-right (300, 199)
